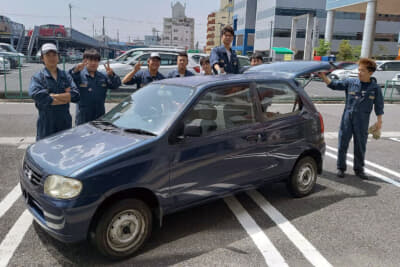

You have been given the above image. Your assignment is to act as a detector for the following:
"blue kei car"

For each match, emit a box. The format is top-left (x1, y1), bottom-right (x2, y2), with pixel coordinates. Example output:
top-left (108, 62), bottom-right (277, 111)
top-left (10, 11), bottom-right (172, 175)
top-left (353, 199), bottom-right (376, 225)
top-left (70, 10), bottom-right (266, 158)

top-left (20, 61), bottom-right (330, 259)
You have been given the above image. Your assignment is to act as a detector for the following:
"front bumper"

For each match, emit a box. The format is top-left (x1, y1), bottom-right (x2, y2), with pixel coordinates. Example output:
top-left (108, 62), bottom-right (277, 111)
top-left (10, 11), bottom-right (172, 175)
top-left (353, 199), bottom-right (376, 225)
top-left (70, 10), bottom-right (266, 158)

top-left (19, 162), bottom-right (98, 243)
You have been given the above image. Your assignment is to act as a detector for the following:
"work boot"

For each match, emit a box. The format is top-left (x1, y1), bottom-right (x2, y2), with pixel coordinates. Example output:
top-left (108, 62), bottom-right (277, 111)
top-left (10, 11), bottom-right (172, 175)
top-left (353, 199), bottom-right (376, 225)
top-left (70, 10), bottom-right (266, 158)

top-left (355, 170), bottom-right (368, 180)
top-left (337, 169), bottom-right (345, 178)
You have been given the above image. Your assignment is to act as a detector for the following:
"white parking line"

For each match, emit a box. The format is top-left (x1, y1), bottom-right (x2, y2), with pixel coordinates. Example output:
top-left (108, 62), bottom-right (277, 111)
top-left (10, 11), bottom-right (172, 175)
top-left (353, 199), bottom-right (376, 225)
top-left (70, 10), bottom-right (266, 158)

top-left (389, 137), bottom-right (400, 143)
top-left (324, 132), bottom-right (400, 139)
top-left (0, 210), bottom-right (32, 267)
top-left (0, 137), bottom-right (35, 146)
top-left (325, 151), bottom-right (400, 187)
top-left (224, 196), bottom-right (288, 267)
top-left (326, 145), bottom-right (400, 179)
top-left (247, 190), bottom-right (332, 267)
top-left (0, 185), bottom-right (21, 219)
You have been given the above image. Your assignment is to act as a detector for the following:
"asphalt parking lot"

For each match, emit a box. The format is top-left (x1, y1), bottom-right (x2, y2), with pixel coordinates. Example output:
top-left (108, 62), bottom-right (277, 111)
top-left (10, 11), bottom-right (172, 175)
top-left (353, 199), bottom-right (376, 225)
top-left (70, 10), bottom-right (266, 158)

top-left (0, 102), bottom-right (399, 266)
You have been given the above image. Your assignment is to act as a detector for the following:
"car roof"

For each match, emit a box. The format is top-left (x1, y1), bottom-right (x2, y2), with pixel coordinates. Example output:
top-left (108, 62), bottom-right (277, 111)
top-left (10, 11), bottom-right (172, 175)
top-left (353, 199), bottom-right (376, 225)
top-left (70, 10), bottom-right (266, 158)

top-left (154, 72), bottom-right (293, 89)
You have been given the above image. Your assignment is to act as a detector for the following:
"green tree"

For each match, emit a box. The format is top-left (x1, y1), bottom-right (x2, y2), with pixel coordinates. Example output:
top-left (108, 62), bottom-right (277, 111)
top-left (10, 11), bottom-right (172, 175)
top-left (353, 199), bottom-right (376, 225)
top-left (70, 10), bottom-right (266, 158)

top-left (353, 45), bottom-right (362, 60)
top-left (314, 39), bottom-right (331, 56)
top-left (337, 40), bottom-right (354, 61)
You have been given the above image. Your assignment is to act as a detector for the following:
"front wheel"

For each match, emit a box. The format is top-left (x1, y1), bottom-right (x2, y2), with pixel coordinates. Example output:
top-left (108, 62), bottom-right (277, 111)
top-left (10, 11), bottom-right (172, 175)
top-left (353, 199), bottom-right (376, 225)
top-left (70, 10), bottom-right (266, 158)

top-left (91, 199), bottom-right (152, 259)
top-left (287, 156), bottom-right (317, 197)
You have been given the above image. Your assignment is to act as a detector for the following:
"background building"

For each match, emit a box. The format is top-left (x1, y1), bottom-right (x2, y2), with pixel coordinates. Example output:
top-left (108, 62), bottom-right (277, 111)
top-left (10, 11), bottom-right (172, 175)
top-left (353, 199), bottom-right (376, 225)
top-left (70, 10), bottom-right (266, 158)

top-left (232, 0), bottom-right (257, 55)
top-left (205, 0), bottom-right (234, 54)
top-left (233, 0), bottom-right (400, 58)
top-left (162, 1), bottom-right (195, 49)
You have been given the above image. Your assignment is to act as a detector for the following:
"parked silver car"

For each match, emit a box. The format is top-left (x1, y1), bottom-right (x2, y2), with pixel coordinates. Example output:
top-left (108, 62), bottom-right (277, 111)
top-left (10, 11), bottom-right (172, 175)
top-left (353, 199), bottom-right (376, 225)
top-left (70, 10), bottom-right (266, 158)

top-left (0, 42), bottom-right (24, 68)
top-left (0, 56), bottom-right (10, 72)
top-left (329, 63), bottom-right (358, 80)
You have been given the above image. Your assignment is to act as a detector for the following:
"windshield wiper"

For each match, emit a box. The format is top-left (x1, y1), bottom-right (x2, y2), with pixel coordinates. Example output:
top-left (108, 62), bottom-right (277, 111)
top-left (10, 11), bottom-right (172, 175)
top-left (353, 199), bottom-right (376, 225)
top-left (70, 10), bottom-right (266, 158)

top-left (123, 128), bottom-right (157, 136)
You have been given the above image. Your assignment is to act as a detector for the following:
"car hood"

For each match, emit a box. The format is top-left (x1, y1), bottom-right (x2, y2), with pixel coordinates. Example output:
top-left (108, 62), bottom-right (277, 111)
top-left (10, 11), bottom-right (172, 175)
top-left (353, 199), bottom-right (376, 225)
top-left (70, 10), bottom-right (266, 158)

top-left (26, 123), bottom-right (150, 177)
top-left (245, 61), bottom-right (332, 78)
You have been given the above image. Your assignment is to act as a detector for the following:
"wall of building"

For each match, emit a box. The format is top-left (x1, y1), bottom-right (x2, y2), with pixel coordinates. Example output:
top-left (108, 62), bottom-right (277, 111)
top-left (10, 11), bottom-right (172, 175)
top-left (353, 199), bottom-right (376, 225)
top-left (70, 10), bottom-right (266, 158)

top-left (252, 0), bottom-right (400, 56)
top-left (232, 0), bottom-right (257, 55)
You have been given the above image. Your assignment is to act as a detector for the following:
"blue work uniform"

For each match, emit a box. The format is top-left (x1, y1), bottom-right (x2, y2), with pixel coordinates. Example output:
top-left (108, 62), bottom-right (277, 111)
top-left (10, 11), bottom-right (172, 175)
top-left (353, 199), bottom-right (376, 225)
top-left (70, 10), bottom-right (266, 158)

top-left (210, 45), bottom-right (240, 74)
top-left (167, 69), bottom-right (195, 78)
top-left (29, 67), bottom-right (80, 140)
top-left (123, 69), bottom-right (165, 88)
top-left (328, 78), bottom-right (384, 172)
top-left (69, 67), bottom-right (121, 125)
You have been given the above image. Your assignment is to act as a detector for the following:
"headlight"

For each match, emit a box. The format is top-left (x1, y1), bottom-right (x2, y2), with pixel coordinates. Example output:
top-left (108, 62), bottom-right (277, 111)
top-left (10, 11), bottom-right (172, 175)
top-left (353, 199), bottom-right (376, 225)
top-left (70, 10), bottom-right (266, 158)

top-left (44, 175), bottom-right (82, 199)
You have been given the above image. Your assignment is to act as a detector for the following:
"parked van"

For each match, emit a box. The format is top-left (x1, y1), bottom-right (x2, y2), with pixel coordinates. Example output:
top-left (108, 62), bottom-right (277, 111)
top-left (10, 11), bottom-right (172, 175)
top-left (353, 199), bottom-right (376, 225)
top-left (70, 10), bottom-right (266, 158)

top-left (349, 60), bottom-right (400, 86)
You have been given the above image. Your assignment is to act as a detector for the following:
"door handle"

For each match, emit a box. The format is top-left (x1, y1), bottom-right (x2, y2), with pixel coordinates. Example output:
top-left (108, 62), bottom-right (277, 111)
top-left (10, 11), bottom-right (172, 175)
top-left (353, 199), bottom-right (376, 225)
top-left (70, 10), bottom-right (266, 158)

top-left (246, 134), bottom-right (262, 142)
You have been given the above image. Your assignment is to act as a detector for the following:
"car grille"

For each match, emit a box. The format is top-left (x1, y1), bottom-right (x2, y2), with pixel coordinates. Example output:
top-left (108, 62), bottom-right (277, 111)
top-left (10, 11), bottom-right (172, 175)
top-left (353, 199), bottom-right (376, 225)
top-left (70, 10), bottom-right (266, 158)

top-left (23, 163), bottom-right (43, 186)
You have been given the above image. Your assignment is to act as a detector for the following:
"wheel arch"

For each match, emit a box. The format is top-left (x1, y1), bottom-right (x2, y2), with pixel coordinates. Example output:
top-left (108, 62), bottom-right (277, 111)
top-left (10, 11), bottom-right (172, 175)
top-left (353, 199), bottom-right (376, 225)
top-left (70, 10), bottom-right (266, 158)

top-left (293, 149), bottom-right (323, 175)
top-left (88, 187), bottom-right (162, 239)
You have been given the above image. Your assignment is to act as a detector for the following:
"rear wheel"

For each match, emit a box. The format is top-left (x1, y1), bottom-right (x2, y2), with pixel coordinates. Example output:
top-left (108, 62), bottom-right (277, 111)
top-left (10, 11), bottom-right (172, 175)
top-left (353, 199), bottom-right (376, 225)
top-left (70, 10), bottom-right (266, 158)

top-left (287, 156), bottom-right (317, 197)
top-left (91, 199), bottom-right (152, 259)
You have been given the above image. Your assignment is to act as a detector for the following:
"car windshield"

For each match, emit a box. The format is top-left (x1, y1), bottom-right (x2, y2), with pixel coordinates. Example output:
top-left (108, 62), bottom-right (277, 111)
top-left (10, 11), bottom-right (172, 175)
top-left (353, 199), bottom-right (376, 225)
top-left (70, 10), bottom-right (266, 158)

top-left (101, 84), bottom-right (195, 135)
top-left (343, 64), bottom-right (358, 70)
top-left (115, 51), bottom-right (143, 62)
top-left (0, 45), bottom-right (17, 53)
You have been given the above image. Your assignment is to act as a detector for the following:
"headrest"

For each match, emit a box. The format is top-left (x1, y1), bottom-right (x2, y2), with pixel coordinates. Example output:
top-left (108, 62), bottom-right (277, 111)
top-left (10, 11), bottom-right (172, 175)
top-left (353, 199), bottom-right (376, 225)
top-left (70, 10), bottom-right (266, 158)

top-left (194, 104), bottom-right (217, 120)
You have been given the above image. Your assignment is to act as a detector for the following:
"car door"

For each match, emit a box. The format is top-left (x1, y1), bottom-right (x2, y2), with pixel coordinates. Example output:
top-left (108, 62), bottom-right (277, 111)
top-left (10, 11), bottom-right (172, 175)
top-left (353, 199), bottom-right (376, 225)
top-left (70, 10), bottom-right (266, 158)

top-left (167, 83), bottom-right (267, 208)
top-left (254, 81), bottom-right (309, 180)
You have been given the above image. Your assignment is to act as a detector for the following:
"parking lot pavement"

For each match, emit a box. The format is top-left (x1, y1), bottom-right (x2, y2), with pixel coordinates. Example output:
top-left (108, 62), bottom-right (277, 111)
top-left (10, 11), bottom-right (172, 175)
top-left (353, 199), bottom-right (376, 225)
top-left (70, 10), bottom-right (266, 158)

top-left (0, 103), bottom-right (399, 266)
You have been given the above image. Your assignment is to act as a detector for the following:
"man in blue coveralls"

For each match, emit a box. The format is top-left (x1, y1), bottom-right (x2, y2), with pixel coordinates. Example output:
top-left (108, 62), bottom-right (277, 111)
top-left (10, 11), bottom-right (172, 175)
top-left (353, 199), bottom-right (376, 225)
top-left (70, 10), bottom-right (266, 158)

top-left (167, 52), bottom-right (195, 78)
top-left (69, 48), bottom-right (121, 125)
top-left (320, 58), bottom-right (384, 179)
top-left (122, 52), bottom-right (165, 88)
top-left (29, 43), bottom-right (80, 140)
top-left (210, 25), bottom-right (240, 74)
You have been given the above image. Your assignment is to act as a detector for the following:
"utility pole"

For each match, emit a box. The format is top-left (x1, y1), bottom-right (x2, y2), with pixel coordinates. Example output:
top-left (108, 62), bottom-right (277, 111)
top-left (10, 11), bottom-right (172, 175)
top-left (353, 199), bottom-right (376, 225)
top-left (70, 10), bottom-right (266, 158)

top-left (102, 16), bottom-right (105, 43)
top-left (69, 3), bottom-right (72, 37)
top-left (92, 23), bottom-right (95, 38)
top-left (269, 20), bottom-right (273, 60)
top-left (117, 29), bottom-right (119, 43)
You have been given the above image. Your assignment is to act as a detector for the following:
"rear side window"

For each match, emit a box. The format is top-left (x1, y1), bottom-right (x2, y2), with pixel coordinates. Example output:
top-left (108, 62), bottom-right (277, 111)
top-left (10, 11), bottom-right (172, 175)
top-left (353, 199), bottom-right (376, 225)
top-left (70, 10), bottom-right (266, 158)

top-left (160, 54), bottom-right (177, 66)
top-left (256, 82), bottom-right (302, 120)
top-left (382, 62), bottom-right (400, 71)
top-left (184, 84), bottom-right (257, 136)
top-left (137, 54), bottom-right (150, 66)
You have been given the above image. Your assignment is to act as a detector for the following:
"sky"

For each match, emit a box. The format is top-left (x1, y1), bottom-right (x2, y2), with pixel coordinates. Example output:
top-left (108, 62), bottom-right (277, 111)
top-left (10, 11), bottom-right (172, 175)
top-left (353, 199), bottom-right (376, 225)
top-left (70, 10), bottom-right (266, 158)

top-left (0, 0), bottom-right (220, 47)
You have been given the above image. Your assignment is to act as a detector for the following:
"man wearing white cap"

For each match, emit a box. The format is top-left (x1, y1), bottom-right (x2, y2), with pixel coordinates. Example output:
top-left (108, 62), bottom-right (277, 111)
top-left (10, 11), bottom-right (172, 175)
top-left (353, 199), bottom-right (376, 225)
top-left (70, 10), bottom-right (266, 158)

top-left (29, 43), bottom-right (80, 140)
top-left (122, 52), bottom-right (165, 88)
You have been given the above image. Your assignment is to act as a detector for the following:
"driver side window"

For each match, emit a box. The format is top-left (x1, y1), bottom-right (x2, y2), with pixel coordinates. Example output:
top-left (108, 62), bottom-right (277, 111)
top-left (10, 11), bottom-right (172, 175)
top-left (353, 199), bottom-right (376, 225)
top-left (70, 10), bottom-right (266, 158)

top-left (256, 82), bottom-right (302, 120)
top-left (183, 84), bottom-right (257, 137)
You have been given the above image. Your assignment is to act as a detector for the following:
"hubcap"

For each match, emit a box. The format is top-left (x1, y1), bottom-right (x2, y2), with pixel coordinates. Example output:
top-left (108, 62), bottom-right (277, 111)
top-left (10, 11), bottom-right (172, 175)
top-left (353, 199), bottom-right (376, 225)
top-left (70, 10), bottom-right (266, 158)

top-left (297, 163), bottom-right (315, 191)
top-left (106, 209), bottom-right (145, 252)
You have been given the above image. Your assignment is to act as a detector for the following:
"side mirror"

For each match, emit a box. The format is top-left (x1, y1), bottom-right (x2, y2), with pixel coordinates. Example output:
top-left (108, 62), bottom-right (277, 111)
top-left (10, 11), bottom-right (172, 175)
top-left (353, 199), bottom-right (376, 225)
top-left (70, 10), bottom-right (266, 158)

top-left (184, 124), bottom-right (202, 137)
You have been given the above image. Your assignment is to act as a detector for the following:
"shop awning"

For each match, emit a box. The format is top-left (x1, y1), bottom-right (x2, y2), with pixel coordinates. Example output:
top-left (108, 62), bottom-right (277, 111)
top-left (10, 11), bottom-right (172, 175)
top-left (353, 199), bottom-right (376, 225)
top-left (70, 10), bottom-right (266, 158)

top-left (272, 47), bottom-right (294, 54)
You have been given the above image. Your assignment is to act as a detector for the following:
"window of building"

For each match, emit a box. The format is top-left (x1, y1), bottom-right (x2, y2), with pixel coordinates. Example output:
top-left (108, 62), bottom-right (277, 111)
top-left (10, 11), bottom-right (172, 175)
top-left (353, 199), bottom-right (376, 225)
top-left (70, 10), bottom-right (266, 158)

top-left (247, 33), bottom-right (254, 46)
top-left (174, 37), bottom-right (178, 40)
top-left (236, 34), bottom-right (244, 46)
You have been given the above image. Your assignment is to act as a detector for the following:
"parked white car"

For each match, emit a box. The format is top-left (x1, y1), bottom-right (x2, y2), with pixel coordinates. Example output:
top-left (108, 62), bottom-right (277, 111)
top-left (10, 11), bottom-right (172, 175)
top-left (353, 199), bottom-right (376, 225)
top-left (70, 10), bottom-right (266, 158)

top-left (0, 42), bottom-right (24, 68)
top-left (329, 63), bottom-right (358, 80)
top-left (0, 56), bottom-right (11, 72)
top-left (99, 50), bottom-right (200, 78)
top-left (349, 60), bottom-right (400, 86)
top-left (391, 73), bottom-right (400, 92)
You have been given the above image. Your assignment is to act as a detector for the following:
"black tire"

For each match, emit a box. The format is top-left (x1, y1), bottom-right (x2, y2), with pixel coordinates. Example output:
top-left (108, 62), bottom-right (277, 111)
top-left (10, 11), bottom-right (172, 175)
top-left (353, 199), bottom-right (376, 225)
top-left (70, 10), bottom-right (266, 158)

top-left (91, 199), bottom-right (152, 259)
top-left (287, 156), bottom-right (317, 198)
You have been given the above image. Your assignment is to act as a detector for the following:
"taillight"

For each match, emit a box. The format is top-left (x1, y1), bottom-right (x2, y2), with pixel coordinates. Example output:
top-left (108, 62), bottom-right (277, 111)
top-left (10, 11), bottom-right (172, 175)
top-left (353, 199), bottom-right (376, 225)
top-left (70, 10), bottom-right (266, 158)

top-left (318, 112), bottom-right (324, 134)
top-left (194, 66), bottom-right (200, 73)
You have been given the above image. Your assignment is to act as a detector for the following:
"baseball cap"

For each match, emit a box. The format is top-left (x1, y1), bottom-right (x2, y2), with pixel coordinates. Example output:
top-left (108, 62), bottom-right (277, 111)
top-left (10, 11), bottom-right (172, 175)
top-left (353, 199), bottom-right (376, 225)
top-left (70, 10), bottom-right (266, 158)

top-left (149, 52), bottom-right (161, 60)
top-left (41, 43), bottom-right (58, 55)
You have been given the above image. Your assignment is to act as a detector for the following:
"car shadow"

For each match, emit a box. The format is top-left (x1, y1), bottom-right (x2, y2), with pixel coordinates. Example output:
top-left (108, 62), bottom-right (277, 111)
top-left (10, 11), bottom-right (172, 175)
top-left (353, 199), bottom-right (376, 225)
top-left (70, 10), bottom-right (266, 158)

top-left (33, 170), bottom-right (385, 266)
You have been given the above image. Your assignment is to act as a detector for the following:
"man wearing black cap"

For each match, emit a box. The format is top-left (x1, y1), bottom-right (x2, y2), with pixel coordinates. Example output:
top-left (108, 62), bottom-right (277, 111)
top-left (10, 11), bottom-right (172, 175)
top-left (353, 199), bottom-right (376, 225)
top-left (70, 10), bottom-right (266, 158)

top-left (29, 43), bottom-right (80, 140)
top-left (122, 52), bottom-right (165, 88)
